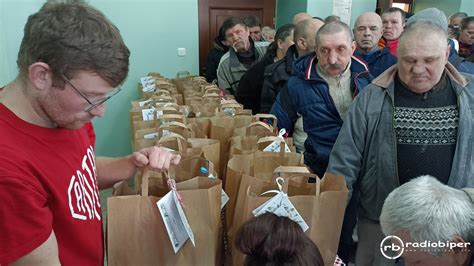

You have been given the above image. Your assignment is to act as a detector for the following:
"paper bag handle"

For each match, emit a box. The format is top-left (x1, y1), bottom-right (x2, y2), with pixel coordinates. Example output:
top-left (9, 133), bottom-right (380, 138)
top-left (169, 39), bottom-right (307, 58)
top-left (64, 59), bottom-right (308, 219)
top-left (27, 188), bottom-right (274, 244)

top-left (280, 173), bottom-right (321, 196)
top-left (253, 114), bottom-right (278, 128)
top-left (140, 166), bottom-right (150, 197)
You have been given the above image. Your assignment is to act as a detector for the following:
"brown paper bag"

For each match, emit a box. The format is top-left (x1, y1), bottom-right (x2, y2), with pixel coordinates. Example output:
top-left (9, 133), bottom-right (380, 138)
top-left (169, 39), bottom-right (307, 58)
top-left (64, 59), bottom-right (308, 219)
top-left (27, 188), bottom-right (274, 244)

top-left (187, 138), bottom-right (220, 176)
top-left (231, 173), bottom-right (348, 266)
top-left (224, 151), bottom-right (305, 240)
top-left (210, 115), bottom-right (253, 176)
top-left (107, 170), bottom-right (223, 266)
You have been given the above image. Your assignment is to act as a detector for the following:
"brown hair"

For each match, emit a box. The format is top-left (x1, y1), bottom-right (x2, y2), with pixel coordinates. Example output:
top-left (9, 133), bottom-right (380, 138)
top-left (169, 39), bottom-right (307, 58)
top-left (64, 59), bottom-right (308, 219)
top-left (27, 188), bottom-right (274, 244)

top-left (17, 0), bottom-right (130, 87)
top-left (235, 213), bottom-right (324, 266)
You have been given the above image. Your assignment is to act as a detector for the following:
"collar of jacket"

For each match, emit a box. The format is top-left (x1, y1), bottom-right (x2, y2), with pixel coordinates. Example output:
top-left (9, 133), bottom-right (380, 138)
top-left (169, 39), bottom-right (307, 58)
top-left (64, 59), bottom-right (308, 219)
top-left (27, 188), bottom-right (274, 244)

top-left (301, 52), bottom-right (369, 81)
top-left (372, 62), bottom-right (469, 89)
top-left (228, 37), bottom-right (258, 68)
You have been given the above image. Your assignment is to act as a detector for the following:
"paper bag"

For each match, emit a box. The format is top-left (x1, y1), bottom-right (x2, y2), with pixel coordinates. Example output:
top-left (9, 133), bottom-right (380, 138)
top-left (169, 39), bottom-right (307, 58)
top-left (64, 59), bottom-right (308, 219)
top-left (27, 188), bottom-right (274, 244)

top-left (107, 169), bottom-right (223, 266)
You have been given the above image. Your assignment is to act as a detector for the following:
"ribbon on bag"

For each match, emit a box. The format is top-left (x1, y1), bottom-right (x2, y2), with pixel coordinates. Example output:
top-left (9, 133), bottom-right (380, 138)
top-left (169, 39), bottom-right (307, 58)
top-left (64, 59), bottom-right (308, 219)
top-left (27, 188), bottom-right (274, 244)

top-left (157, 167), bottom-right (195, 253)
top-left (262, 128), bottom-right (291, 153)
top-left (252, 177), bottom-right (309, 231)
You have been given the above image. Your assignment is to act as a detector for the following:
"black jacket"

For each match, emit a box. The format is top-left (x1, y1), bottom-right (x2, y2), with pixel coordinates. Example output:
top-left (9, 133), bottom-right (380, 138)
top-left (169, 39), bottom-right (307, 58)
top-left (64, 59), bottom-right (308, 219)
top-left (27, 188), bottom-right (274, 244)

top-left (205, 37), bottom-right (229, 83)
top-left (260, 45), bottom-right (298, 113)
top-left (235, 52), bottom-right (275, 114)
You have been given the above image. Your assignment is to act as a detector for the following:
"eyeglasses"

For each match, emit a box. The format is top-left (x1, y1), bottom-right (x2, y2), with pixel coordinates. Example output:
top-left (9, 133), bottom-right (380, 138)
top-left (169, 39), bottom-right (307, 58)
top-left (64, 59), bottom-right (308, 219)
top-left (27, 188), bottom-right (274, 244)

top-left (60, 73), bottom-right (121, 112)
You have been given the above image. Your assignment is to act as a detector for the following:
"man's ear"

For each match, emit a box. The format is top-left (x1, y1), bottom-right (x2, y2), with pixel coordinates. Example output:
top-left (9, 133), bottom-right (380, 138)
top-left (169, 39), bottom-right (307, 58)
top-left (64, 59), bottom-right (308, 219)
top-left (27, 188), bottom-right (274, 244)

top-left (449, 235), bottom-right (470, 265)
top-left (351, 40), bottom-right (357, 53)
top-left (296, 38), bottom-right (306, 50)
top-left (28, 62), bottom-right (53, 91)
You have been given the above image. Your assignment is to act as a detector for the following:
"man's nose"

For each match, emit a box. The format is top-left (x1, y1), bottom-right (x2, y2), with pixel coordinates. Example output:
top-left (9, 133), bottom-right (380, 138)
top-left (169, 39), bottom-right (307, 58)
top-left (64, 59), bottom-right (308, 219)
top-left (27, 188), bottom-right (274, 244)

top-left (328, 50), bottom-right (337, 64)
top-left (89, 104), bottom-right (106, 117)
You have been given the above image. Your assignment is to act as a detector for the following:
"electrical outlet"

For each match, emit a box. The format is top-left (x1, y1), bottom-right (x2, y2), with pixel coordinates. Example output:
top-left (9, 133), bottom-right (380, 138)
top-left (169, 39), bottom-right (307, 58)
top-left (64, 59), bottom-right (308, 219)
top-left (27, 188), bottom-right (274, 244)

top-left (177, 48), bottom-right (186, 56)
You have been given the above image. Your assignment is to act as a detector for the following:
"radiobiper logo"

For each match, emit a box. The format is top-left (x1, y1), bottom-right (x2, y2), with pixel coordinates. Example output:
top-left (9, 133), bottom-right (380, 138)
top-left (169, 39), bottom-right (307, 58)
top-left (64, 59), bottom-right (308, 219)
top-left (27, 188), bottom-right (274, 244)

top-left (380, 235), bottom-right (405, 259)
top-left (380, 235), bottom-right (472, 259)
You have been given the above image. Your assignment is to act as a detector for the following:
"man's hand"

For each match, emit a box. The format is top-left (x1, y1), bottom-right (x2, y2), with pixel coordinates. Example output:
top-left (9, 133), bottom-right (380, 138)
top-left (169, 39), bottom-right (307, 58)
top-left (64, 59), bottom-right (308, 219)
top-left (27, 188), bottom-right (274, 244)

top-left (131, 146), bottom-right (181, 171)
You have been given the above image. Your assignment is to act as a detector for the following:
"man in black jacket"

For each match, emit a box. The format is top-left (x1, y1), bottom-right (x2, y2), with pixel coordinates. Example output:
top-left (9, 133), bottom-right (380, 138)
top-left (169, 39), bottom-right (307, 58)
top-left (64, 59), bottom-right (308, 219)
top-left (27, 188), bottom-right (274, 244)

top-left (205, 26), bottom-right (229, 83)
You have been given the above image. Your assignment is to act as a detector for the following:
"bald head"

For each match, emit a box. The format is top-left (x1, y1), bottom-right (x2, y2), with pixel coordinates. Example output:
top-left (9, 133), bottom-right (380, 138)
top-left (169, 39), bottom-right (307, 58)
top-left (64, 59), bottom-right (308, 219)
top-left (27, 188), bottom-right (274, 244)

top-left (354, 12), bottom-right (383, 53)
top-left (294, 18), bottom-right (324, 56)
top-left (293, 12), bottom-right (312, 25)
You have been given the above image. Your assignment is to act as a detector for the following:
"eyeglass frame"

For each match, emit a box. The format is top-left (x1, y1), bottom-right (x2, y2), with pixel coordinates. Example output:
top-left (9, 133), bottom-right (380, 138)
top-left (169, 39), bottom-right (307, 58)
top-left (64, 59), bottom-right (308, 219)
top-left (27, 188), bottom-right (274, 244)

top-left (59, 72), bottom-right (121, 112)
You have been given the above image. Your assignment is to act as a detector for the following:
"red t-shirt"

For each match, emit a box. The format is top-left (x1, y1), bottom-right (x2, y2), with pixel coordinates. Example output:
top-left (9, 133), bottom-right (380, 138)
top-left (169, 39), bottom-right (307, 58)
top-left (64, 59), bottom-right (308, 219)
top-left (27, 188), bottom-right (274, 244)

top-left (0, 104), bottom-right (103, 265)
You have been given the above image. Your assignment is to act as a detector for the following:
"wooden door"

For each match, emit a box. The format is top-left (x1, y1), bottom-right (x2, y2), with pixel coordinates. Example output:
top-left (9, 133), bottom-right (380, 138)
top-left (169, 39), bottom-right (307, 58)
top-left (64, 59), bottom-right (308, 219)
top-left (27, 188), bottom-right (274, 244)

top-left (198, 0), bottom-right (276, 75)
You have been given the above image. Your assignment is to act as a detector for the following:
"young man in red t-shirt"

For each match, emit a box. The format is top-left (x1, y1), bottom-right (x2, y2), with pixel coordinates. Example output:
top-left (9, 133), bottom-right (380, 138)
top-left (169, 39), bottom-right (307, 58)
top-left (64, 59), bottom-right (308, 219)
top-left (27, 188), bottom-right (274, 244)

top-left (0, 2), bottom-right (180, 265)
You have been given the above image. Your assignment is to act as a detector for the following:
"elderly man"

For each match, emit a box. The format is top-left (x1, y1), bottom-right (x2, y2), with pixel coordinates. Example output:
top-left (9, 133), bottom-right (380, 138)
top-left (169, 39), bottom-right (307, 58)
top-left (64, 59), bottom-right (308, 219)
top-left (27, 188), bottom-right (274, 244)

top-left (353, 12), bottom-right (397, 77)
top-left (380, 175), bottom-right (473, 265)
top-left (262, 18), bottom-right (324, 153)
top-left (272, 21), bottom-right (371, 176)
top-left (0, 2), bottom-right (179, 265)
top-left (381, 7), bottom-right (405, 56)
top-left (327, 19), bottom-right (474, 265)
top-left (217, 16), bottom-right (268, 95)
top-left (244, 15), bottom-right (262, 42)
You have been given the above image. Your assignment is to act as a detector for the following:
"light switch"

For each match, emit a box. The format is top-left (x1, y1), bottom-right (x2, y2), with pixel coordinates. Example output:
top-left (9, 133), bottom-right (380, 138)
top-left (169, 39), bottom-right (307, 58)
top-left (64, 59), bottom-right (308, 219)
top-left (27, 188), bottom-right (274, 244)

top-left (177, 48), bottom-right (186, 56)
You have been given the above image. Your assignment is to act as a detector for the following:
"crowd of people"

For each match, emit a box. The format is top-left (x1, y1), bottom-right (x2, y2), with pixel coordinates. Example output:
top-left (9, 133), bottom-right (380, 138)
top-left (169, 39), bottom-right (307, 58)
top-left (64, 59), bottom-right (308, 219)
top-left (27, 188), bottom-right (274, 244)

top-left (1, 1), bottom-right (473, 265)
top-left (205, 7), bottom-right (474, 266)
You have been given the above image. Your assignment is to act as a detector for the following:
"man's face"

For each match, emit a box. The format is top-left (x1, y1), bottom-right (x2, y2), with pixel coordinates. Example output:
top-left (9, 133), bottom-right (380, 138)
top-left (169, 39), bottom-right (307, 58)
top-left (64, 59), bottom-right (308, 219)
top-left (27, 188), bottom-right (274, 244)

top-left (225, 24), bottom-right (251, 52)
top-left (459, 21), bottom-right (474, 45)
top-left (398, 30), bottom-right (449, 94)
top-left (316, 30), bottom-right (355, 77)
top-left (248, 26), bottom-right (262, 41)
top-left (43, 71), bottom-right (112, 129)
top-left (354, 13), bottom-right (383, 53)
top-left (382, 11), bottom-right (404, 40)
top-left (449, 16), bottom-right (464, 28)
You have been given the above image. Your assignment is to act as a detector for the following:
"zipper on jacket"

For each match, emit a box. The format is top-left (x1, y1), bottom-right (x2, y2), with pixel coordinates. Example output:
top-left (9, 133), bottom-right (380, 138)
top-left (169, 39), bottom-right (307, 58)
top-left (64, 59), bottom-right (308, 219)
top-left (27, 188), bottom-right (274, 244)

top-left (390, 92), bottom-right (401, 187)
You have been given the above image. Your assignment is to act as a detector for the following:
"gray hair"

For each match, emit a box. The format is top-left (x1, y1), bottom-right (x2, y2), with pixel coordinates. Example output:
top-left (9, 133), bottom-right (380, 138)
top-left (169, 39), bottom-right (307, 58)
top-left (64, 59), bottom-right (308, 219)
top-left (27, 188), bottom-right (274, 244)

top-left (406, 8), bottom-right (448, 33)
top-left (399, 20), bottom-right (448, 49)
top-left (380, 175), bottom-right (474, 256)
top-left (316, 21), bottom-right (352, 46)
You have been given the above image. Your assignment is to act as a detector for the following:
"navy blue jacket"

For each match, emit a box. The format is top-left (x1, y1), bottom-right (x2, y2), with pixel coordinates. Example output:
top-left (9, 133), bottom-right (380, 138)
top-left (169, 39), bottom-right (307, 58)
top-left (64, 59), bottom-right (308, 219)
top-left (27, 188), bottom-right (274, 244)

top-left (448, 39), bottom-right (474, 74)
top-left (353, 47), bottom-right (397, 78)
top-left (271, 52), bottom-right (372, 176)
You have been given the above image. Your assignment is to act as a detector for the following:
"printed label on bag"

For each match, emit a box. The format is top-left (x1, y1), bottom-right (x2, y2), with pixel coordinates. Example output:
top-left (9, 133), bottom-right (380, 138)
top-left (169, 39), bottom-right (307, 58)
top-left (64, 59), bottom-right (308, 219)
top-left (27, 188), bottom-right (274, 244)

top-left (143, 132), bottom-right (159, 139)
top-left (263, 139), bottom-right (291, 153)
top-left (157, 191), bottom-right (190, 253)
top-left (141, 108), bottom-right (155, 121)
top-left (138, 99), bottom-right (153, 108)
top-left (252, 191), bottom-right (309, 232)
top-left (221, 189), bottom-right (229, 209)
top-left (140, 76), bottom-right (155, 92)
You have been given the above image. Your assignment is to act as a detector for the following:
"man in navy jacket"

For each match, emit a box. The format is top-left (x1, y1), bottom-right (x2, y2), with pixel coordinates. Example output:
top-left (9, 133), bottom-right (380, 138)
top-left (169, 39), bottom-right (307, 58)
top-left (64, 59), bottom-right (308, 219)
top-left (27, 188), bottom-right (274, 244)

top-left (271, 21), bottom-right (372, 176)
top-left (353, 12), bottom-right (397, 78)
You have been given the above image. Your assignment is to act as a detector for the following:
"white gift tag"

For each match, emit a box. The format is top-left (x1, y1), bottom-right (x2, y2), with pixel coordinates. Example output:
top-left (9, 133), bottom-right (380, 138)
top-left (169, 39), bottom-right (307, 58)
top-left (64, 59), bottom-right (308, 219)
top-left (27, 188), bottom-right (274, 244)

top-left (157, 190), bottom-right (194, 253)
top-left (252, 192), bottom-right (283, 216)
top-left (141, 108), bottom-right (155, 121)
top-left (280, 194), bottom-right (309, 232)
top-left (143, 132), bottom-right (159, 140)
top-left (140, 76), bottom-right (155, 88)
top-left (221, 189), bottom-right (229, 209)
top-left (252, 177), bottom-right (309, 232)
top-left (155, 110), bottom-right (164, 119)
top-left (138, 99), bottom-right (153, 108)
top-left (172, 191), bottom-right (195, 247)
top-left (263, 139), bottom-right (291, 153)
